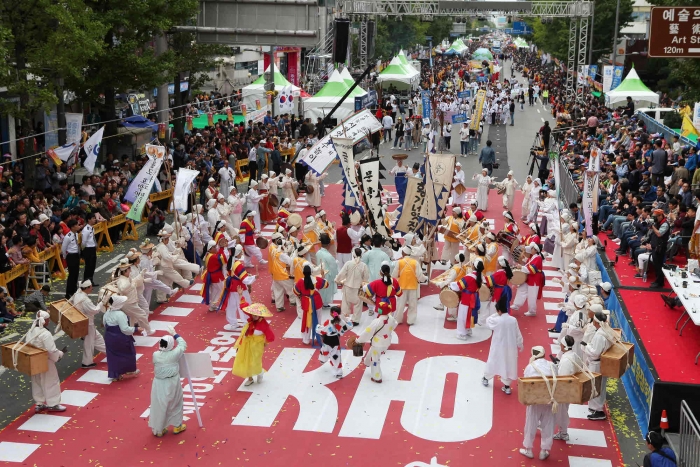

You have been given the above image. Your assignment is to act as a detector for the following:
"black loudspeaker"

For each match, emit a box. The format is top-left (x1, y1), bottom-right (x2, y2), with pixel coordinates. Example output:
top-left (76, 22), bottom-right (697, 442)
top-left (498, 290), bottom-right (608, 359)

top-left (367, 20), bottom-right (376, 59)
top-left (333, 19), bottom-right (350, 63)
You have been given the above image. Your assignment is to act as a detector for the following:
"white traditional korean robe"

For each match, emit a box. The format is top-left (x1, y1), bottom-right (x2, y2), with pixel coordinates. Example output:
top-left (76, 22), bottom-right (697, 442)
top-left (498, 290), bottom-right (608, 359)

top-left (148, 336), bottom-right (187, 434)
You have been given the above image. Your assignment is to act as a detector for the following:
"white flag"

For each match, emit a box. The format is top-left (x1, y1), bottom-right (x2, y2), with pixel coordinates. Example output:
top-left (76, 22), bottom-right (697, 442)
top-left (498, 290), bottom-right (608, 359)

top-left (53, 143), bottom-right (77, 162)
top-left (83, 126), bottom-right (105, 174)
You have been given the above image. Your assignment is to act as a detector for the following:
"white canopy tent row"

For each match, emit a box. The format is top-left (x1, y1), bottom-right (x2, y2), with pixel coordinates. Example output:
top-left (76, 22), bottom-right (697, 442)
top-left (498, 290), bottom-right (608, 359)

top-left (604, 67), bottom-right (659, 107)
top-left (241, 66), bottom-right (302, 115)
top-left (377, 55), bottom-right (420, 91)
top-left (303, 68), bottom-right (368, 121)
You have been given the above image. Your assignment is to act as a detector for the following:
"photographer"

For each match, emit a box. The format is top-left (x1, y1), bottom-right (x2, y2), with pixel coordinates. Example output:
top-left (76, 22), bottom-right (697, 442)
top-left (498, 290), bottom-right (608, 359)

top-left (539, 121), bottom-right (551, 151)
top-left (148, 207), bottom-right (166, 236)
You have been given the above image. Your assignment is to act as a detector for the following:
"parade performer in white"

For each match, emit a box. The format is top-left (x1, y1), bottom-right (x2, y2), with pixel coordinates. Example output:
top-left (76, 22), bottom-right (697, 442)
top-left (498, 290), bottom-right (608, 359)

top-left (520, 346), bottom-right (556, 460)
top-left (69, 280), bottom-right (106, 368)
top-left (482, 294), bottom-right (523, 395)
top-left (27, 310), bottom-right (66, 412)
top-left (149, 326), bottom-right (187, 437)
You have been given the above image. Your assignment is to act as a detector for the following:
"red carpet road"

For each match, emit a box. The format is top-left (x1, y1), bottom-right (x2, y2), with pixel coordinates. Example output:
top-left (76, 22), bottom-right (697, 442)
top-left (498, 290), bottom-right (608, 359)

top-left (0, 186), bottom-right (622, 466)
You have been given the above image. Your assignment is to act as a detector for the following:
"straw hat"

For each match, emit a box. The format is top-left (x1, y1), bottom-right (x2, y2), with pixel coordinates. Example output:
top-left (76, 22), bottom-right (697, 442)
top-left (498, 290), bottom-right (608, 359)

top-left (117, 258), bottom-right (131, 270)
top-left (157, 229), bottom-right (171, 237)
top-left (242, 302), bottom-right (272, 318)
top-left (140, 240), bottom-right (155, 251)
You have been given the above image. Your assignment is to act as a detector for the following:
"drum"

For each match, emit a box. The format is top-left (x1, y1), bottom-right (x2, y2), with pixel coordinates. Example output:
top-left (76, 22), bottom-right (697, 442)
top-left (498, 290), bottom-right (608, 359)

top-left (256, 237), bottom-right (269, 249)
top-left (454, 183), bottom-right (467, 195)
top-left (288, 213), bottom-right (303, 228)
top-left (510, 271), bottom-right (527, 285)
top-left (512, 246), bottom-right (525, 264)
top-left (479, 284), bottom-right (492, 301)
top-left (496, 231), bottom-right (519, 250)
top-left (269, 193), bottom-right (279, 208)
top-left (306, 185), bottom-right (315, 194)
top-left (439, 287), bottom-right (460, 308)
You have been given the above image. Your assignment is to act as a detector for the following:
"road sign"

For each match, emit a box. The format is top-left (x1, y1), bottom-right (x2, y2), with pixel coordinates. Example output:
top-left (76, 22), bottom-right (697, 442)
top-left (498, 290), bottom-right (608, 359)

top-left (649, 6), bottom-right (700, 57)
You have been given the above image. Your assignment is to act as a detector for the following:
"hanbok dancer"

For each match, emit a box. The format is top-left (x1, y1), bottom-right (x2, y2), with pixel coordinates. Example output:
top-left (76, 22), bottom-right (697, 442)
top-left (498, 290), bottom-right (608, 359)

top-left (520, 346), bottom-right (556, 461)
top-left (294, 265), bottom-right (329, 346)
top-left (232, 297), bottom-right (275, 386)
top-left (481, 294), bottom-right (523, 395)
top-left (354, 301), bottom-right (397, 383)
top-left (472, 168), bottom-right (491, 211)
top-left (103, 294), bottom-right (141, 381)
top-left (218, 245), bottom-right (255, 331)
top-left (450, 258), bottom-right (484, 339)
top-left (27, 310), bottom-right (66, 412)
top-left (149, 327), bottom-right (187, 437)
top-left (316, 306), bottom-right (354, 378)
top-left (69, 280), bottom-right (105, 368)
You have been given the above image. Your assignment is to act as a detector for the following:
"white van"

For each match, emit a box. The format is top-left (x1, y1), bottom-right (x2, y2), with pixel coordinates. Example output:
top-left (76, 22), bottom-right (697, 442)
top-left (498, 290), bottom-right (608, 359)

top-left (636, 108), bottom-right (678, 126)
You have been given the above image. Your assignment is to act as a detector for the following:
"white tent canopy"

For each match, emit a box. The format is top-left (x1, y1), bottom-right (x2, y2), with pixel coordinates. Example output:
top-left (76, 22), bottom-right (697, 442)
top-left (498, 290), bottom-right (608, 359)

top-left (241, 66), bottom-right (301, 114)
top-left (303, 69), bottom-right (367, 121)
top-left (604, 68), bottom-right (659, 107)
top-left (377, 56), bottom-right (419, 91)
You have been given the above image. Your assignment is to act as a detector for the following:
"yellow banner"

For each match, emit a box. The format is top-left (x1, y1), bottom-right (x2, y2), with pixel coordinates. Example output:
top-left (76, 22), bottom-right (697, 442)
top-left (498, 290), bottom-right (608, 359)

top-left (469, 89), bottom-right (487, 131)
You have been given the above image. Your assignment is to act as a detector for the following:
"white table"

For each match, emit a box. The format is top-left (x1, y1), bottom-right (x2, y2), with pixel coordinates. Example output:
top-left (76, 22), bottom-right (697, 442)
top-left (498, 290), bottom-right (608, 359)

top-left (662, 268), bottom-right (700, 364)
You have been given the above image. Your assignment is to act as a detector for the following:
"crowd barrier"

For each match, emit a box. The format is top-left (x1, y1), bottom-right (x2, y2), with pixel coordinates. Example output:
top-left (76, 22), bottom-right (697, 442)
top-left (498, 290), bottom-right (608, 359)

top-left (597, 254), bottom-right (656, 435)
top-left (141, 188), bottom-right (174, 222)
top-left (0, 244), bottom-right (65, 291)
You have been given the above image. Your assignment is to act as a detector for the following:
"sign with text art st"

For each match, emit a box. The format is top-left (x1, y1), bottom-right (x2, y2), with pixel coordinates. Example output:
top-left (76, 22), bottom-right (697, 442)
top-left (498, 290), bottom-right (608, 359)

top-left (395, 176), bottom-right (426, 234)
top-left (299, 110), bottom-right (382, 175)
top-left (649, 7), bottom-right (700, 58)
top-left (125, 144), bottom-right (166, 222)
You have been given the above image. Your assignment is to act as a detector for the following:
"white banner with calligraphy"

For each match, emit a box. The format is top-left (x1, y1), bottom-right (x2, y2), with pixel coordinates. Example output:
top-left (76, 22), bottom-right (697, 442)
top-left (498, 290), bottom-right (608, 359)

top-left (173, 168), bottom-right (200, 212)
top-left (300, 110), bottom-right (382, 175)
top-left (333, 137), bottom-right (362, 211)
top-left (359, 158), bottom-right (390, 238)
top-left (421, 153), bottom-right (456, 223)
top-left (582, 171), bottom-right (598, 237)
top-left (395, 177), bottom-right (426, 234)
top-left (125, 144), bottom-right (167, 222)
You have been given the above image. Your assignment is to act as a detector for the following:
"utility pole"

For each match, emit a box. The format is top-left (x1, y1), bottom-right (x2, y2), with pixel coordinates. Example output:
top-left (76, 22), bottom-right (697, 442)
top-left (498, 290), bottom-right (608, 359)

top-left (156, 34), bottom-right (170, 144)
top-left (265, 46), bottom-right (276, 120)
top-left (611, 0), bottom-right (621, 68)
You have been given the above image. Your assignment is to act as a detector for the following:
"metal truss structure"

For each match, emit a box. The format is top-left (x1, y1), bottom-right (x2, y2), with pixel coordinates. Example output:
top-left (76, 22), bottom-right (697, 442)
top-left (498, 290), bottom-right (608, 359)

top-left (336, 0), bottom-right (593, 101)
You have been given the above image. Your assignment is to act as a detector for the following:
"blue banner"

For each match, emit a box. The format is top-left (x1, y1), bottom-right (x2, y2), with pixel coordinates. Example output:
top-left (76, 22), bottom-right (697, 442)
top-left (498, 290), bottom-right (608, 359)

top-left (354, 90), bottom-right (378, 112)
top-left (457, 90), bottom-right (471, 99)
top-left (611, 66), bottom-right (624, 91)
top-left (452, 113), bottom-right (468, 124)
top-left (588, 65), bottom-right (598, 81)
top-left (422, 93), bottom-right (432, 119)
top-left (476, 75), bottom-right (489, 83)
top-left (597, 255), bottom-right (655, 435)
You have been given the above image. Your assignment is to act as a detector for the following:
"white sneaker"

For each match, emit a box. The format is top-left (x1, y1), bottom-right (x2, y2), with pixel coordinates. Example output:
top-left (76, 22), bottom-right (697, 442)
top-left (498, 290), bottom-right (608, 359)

top-left (260, 260), bottom-right (268, 265)
top-left (244, 378), bottom-right (254, 386)
top-left (501, 386), bottom-right (512, 395)
top-left (539, 450), bottom-right (550, 460)
top-left (48, 404), bottom-right (67, 412)
top-left (223, 324), bottom-right (239, 331)
top-left (446, 316), bottom-right (457, 322)
top-left (256, 372), bottom-right (264, 383)
top-left (553, 432), bottom-right (569, 441)
top-left (519, 449), bottom-right (534, 459)
top-left (524, 311), bottom-right (537, 317)
top-left (466, 328), bottom-right (472, 336)
top-left (456, 334), bottom-right (468, 340)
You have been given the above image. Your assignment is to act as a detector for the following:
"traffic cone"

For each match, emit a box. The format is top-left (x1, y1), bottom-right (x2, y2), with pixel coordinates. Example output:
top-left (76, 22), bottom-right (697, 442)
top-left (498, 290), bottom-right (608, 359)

top-left (660, 409), bottom-right (669, 434)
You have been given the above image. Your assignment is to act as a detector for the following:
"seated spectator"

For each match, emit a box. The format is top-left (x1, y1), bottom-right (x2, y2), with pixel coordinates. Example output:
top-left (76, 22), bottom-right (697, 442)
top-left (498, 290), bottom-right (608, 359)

top-left (643, 431), bottom-right (676, 467)
top-left (0, 287), bottom-right (18, 325)
top-left (24, 285), bottom-right (50, 313)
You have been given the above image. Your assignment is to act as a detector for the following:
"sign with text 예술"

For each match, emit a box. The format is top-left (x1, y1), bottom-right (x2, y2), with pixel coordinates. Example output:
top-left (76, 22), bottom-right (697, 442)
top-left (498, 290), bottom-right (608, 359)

top-left (649, 6), bottom-right (700, 57)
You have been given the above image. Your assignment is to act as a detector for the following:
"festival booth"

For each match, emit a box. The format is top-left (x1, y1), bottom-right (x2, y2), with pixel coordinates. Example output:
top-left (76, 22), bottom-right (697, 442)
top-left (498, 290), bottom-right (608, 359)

top-left (514, 38), bottom-right (529, 49)
top-left (339, 67), bottom-right (366, 97)
top-left (241, 67), bottom-right (302, 115)
top-left (377, 56), bottom-right (419, 91)
top-left (472, 48), bottom-right (494, 61)
top-left (443, 39), bottom-right (468, 56)
top-left (604, 68), bottom-right (659, 107)
top-left (303, 69), bottom-right (367, 121)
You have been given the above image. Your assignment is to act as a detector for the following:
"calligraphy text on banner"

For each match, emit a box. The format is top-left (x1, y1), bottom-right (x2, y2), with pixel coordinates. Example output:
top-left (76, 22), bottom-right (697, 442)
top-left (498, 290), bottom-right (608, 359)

top-left (395, 177), bottom-right (426, 233)
top-left (126, 144), bottom-right (167, 222)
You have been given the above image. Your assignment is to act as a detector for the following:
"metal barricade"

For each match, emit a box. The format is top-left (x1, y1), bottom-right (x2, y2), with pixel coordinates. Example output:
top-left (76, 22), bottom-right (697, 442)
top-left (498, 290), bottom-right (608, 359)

top-left (679, 400), bottom-right (700, 466)
top-left (558, 158), bottom-right (581, 207)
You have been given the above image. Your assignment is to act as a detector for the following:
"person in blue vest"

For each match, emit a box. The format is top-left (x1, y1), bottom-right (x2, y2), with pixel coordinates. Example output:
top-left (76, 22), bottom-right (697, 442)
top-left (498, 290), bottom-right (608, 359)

top-left (643, 431), bottom-right (676, 467)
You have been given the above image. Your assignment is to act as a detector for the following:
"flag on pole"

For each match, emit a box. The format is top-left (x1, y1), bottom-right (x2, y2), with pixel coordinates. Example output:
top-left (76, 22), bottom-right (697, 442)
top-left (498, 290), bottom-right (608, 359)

top-left (681, 115), bottom-right (699, 139)
top-left (83, 126), bottom-right (105, 174)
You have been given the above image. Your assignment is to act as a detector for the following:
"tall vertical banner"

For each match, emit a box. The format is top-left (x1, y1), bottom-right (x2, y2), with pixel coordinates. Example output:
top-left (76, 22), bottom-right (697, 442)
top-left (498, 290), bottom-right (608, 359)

top-left (611, 66), bottom-right (624, 91)
top-left (588, 65), bottom-right (598, 83)
top-left (469, 90), bottom-right (487, 131)
top-left (602, 66), bottom-right (614, 93)
top-left (582, 172), bottom-right (598, 237)
top-left (125, 144), bottom-right (166, 222)
top-left (359, 158), bottom-right (389, 238)
top-left (173, 168), bottom-right (200, 212)
top-left (83, 126), bottom-right (105, 174)
top-left (421, 91), bottom-right (432, 119)
top-left (693, 103), bottom-right (700, 130)
top-left (420, 154), bottom-right (456, 224)
top-left (395, 176), bottom-right (426, 234)
top-left (551, 152), bottom-right (561, 209)
top-left (333, 137), bottom-right (362, 212)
